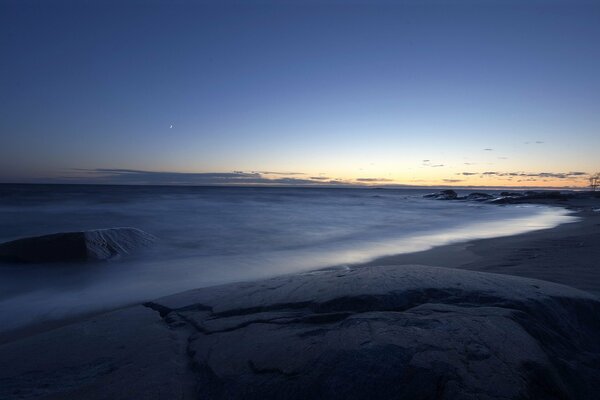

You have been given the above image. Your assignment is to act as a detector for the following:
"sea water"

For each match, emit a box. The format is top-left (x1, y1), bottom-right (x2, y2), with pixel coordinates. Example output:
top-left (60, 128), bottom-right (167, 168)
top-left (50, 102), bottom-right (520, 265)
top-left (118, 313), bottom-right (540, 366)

top-left (0, 184), bottom-right (577, 333)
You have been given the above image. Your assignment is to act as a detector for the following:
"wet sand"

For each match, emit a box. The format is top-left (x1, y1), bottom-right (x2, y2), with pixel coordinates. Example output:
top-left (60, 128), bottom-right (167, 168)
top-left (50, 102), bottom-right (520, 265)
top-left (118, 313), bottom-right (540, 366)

top-left (361, 199), bottom-right (600, 295)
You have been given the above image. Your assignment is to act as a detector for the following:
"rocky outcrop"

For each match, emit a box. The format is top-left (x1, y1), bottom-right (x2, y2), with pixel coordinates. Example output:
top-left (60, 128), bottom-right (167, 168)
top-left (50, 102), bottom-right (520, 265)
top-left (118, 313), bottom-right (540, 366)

top-left (500, 191), bottom-right (524, 197)
top-left (424, 189), bottom-right (459, 200)
top-left (423, 190), bottom-right (581, 204)
top-left (465, 192), bottom-right (494, 201)
top-left (0, 228), bottom-right (155, 263)
top-left (489, 191), bottom-right (572, 204)
top-left (1, 264), bottom-right (598, 399)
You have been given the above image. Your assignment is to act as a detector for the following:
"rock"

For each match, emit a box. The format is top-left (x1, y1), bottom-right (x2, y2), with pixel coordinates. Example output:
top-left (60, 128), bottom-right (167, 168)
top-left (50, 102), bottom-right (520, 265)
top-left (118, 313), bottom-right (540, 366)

top-left (500, 191), bottom-right (524, 197)
top-left (424, 189), bottom-right (458, 200)
top-left (490, 191), bottom-right (572, 205)
top-left (465, 192), bottom-right (494, 201)
top-left (1, 265), bottom-right (598, 399)
top-left (0, 228), bottom-right (155, 263)
top-left (524, 191), bottom-right (570, 200)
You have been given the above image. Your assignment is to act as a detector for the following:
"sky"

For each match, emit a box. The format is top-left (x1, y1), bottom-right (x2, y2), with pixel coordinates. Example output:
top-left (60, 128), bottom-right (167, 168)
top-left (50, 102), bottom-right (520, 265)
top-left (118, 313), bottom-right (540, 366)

top-left (1, 0), bottom-right (599, 188)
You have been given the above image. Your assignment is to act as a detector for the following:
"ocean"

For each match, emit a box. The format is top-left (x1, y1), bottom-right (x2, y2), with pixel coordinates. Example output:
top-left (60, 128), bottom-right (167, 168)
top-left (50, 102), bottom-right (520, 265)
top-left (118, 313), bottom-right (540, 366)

top-left (0, 184), bottom-right (577, 334)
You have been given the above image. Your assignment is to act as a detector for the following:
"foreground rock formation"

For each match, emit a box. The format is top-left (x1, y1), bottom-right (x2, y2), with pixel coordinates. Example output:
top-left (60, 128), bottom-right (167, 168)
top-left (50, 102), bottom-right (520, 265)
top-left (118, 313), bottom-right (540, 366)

top-left (1, 264), bottom-right (599, 399)
top-left (0, 227), bottom-right (155, 263)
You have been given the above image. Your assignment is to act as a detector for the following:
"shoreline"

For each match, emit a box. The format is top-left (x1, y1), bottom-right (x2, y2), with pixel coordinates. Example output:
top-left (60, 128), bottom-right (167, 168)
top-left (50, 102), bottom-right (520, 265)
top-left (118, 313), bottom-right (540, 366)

top-left (1, 196), bottom-right (599, 398)
top-left (1, 198), bottom-right (599, 345)
top-left (359, 200), bottom-right (600, 295)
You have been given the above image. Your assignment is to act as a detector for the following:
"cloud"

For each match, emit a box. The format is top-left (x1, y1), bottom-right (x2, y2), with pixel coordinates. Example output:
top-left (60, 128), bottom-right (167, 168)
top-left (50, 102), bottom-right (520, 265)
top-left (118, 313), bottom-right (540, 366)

top-left (483, 148), bottom-right (493, 151)
top-left (356, 178), bottom-right (393, 182)
top-left (422, 160), bottom-right (444, 167)
top-left (458, 170), bottom-right (588, 180)
top-left (443, 179), bottom-right (463, 183)
top-left (254, 171), bottom-right (304, 175)
top-left (66, 169), bottom-right (353, 186)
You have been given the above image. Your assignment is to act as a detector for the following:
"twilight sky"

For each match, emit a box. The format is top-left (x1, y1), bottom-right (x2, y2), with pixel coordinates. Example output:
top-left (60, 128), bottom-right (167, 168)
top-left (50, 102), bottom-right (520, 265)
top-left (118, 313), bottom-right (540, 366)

top-left (1, 0), bottom-right (599, 188)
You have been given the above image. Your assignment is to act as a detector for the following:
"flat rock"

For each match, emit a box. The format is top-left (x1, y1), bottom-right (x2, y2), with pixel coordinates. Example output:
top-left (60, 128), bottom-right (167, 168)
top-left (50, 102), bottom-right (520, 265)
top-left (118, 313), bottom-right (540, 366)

top-left (1, 264), bottom-right (599, 399)
top-left (0, 228), bottom-right (155, 263)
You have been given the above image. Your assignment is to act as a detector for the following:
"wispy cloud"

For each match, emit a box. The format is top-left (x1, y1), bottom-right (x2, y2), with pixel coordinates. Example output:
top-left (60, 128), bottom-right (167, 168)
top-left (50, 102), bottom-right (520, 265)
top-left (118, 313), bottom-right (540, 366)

top-left (422, 160), bottom-right (445, 168)
top-left (66, 169), bottom-right (353, 186)
top-left (356, 178), bottom-right (393, 182)
top-left (459, 170), bottom-right (587, 180)
top-left (253, 171), bottom-right (304, 176)
top-left (34, 167), bottom-right (592, 188)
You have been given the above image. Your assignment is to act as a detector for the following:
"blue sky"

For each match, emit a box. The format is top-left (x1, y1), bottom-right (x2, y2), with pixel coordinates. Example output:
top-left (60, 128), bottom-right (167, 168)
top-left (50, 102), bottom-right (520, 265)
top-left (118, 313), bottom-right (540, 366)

top-left (1, 0), bottom-right (599, 187)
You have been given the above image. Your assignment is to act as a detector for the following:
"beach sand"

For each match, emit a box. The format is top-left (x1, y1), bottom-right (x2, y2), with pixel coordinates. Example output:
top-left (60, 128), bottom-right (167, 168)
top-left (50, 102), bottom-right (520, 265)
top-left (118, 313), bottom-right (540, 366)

top-left (362, 199), bottom-right (600, 295)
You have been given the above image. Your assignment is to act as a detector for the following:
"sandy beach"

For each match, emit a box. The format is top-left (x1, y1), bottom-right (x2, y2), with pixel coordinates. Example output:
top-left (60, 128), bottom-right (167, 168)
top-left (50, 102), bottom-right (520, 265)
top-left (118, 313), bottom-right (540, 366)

top-left (362, 202), bottom-right (600, 296)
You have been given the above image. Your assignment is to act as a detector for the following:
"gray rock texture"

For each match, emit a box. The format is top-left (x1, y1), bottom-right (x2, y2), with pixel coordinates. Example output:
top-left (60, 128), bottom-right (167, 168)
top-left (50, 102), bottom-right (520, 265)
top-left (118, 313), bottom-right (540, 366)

top-left (424, 190), bottom-right (459, 200)
top-left (1, 264), bottom-right (599, 399)
top-left (465, 192), bottom-right (495, 201)
top-left (0, 228), bottom-right (155, 263)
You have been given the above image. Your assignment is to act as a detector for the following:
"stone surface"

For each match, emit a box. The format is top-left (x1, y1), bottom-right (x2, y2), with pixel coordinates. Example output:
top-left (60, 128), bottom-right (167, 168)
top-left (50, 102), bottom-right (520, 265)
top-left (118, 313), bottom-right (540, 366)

top-left (0, 306), bottom-right (195, 400)
top-left (1, 264), bottom-right (599, 399)
top-left (465, 192), bottom-right (494, 201)
top-left (422, 190), bottom-right (592, 205)
top-left (424, 190), bottom-right (459, 200)
top-left (0, 228), bottom-right (155, 263)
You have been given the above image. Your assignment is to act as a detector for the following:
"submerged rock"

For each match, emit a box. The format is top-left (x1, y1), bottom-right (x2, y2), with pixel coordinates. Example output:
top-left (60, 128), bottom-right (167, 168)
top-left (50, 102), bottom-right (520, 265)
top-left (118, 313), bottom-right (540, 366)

top-left (0, 227), bottom-right (155, 263)
top-left (490, 191), bottom-right (572, 205)
top-left (424, 189), bottom-right (459, 200)
top-left (500, 191), bottom-right (524, 197)
top-left (1, 265), bottom-right (598, 399)
top-left (423, 190), bottom-right (579, 205)
top-left (465, 192), bottom-right (494, 201)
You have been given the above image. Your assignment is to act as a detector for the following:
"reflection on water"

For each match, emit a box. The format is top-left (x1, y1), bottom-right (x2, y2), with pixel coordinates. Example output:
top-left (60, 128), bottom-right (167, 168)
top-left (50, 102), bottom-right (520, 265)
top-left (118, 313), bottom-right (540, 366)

top-left (0, 185), bottom-right (577, 333)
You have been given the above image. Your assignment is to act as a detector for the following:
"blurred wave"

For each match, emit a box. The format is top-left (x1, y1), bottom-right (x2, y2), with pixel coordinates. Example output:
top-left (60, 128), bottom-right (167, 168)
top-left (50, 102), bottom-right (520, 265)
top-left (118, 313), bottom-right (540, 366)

top-left (0, 185), bottom-right (577, 333)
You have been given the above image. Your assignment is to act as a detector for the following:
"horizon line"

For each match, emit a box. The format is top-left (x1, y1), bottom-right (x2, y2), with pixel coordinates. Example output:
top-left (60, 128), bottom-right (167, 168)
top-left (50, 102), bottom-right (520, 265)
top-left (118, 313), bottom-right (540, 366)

top-left (0, 181), bottom-right (591, 191)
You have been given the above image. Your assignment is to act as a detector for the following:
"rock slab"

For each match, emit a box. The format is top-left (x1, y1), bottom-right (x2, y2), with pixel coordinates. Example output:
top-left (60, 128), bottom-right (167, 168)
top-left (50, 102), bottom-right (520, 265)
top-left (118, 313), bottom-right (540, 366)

top-left (1, 264), bottom-right (599, 399)
top-left (0, 227), bottom-right (155, 263)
